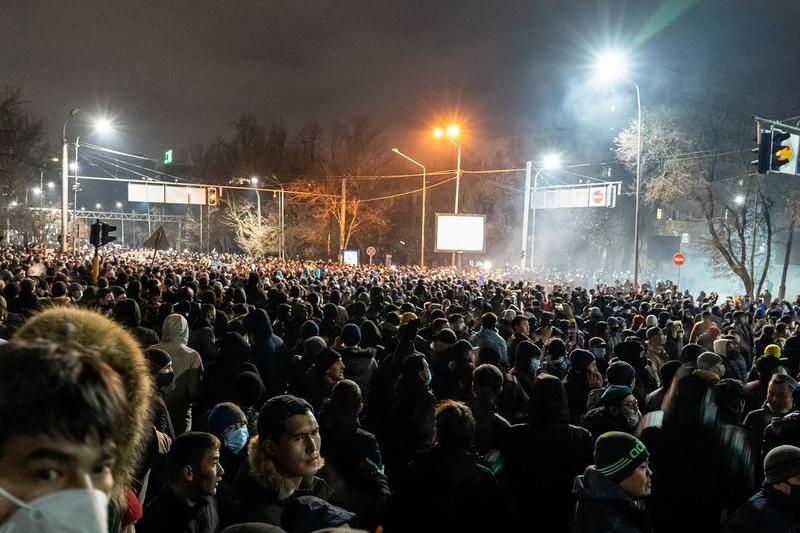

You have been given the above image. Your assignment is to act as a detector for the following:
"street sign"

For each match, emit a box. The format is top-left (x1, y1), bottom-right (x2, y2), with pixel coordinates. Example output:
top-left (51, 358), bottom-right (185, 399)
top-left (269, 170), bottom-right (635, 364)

top-left (164, 149), bottom-right (173, 165)
top-left (366, 246), bottom-right (376, 256)
top-left (591, 188), bottom-right (605, 206)
top-left (673, 253), bottom-right (685, 266)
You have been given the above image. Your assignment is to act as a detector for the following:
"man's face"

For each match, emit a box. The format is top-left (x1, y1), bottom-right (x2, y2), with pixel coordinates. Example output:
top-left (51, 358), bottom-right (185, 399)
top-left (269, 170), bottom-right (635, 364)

top-left (266, 412), bottom-right (322, 479)
top-left (767, 381), bottom-right (794, 414)
top-left (188, 447), bottom-right (223, 498)
top-left (618, 461), bottom-right (652, 499)
top-left (324, 360), bottom-right (345, 386)
top-left (515, 319), bottom-right (530, 336)
top-left (0, 433), bottom-right (115, 524)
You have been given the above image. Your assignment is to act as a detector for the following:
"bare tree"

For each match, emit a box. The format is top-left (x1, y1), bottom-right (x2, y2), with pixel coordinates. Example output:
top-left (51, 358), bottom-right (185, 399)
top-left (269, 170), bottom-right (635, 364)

top-left (616, 105), bottom-right (772, 297)
top-left (222, 199), bottom-right (280, 256)
top-left (0, 88), bottom-right (44, 199)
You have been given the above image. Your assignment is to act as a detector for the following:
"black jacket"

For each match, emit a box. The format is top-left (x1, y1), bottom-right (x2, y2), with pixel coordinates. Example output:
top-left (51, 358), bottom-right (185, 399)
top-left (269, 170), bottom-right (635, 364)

top-left (138, 486), bottom-right (219, 533)
top-left (724, 484), bottom-right (800, 533)
top-left (580, 406), bottom-right (635, 441)
top-left (339, 346), bottom-right (378, 403)
top-left (572, 467), bottom-right (651, 533)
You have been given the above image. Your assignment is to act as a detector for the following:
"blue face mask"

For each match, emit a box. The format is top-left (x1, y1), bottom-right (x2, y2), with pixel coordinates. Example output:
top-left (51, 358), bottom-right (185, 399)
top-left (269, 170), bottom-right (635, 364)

top-left (530, 358), bottom-right (541, 373)
top-left (224, 426), bottom-right (249, 454)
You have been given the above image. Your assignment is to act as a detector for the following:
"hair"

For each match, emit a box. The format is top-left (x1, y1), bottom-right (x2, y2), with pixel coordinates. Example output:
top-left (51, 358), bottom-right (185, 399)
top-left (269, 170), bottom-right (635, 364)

top-left (0, 341), bottom-right (128, 454)
top-left (167, 432), bottom-right (220, 481)
top-left (330, 379), bottom-right (362, 414)
top-left (511, 315), bottom-right (528, 328)
top-left (646, 326), bottom-right (662, 339)
top-left (472, 364), bottom-right (504, 395)
top-left (714, 378), bottom-right (745, 413)
top-left (481, 312), bottom-right (498, 329)
top-left (256, 395), bottom-right (314, 443)
top-left (434, 400), bottom-right (475, 450)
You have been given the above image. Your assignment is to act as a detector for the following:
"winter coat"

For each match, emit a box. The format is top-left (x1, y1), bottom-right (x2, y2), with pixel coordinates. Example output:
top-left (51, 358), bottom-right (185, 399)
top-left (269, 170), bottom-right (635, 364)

top-left (467, 397), bottom-right (511, 458)
top-left (381, 377), bottom-right (436, 478)
top-left (244, 309), bottom-right (290, 399)
top-left (114, 298), bottom-right (160, 348)
top-left (387, 447), bottom-right (503, 532)
top-left (339, 346), bottom-right (378, 403)
top-left (152, 313), bottom-right (204, 435)
top-left (501, 376), bottom-right (593, 533)
top-left (724, 484), bottom-right (800, 533)
top-left (196, 332), bottom-right (259, 420)
top-left (189, 319), bottom-right (216, 362)
top-left (563, 374), bottom-right (592, 425)
top-left (572, 466), bottom-right (651, 533)
top-left (764, 410), bottom-right (800, 456)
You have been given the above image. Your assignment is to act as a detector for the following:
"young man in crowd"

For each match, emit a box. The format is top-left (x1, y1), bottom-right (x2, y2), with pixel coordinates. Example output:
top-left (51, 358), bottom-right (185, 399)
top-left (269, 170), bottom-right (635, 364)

top-left (137, 432), bottom-right (224, 533)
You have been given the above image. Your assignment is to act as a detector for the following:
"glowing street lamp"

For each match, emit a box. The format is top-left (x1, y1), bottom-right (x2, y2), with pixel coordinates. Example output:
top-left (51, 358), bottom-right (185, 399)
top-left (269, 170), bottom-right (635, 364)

top-left (593, 50), bottom-right (642, 286)
top-left (734, 194), bottom-right (745, 205)
top-left (94, 117), bottom-right (114, 135)
top-left (95, 203), bottom-right (102, 210)
top-left (432, 122), bottom-right (463, 266)
top-left (47, 181), bottom-right (54, 189)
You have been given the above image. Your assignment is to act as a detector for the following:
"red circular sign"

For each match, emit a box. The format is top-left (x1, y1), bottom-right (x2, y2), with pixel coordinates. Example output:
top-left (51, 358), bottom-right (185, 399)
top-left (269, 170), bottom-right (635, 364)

top-left (673, 252), bottom-right (686, 266)
top-left (366, 246), bottom-right (376, 257)
top-left (591, 189), bottom-right (604, 205)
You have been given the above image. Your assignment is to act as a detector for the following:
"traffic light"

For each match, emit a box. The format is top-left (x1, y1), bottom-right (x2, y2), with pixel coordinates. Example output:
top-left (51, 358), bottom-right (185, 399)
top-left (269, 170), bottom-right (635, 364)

top-left (101, 223), bottom-right (116, 245)
top-left (752, 129), bottom-right (771, 174)
top-left (90, 220), bottom-right (101, 247)
top-left (208, 186), bottom-right (218, 206)
top-left (770, 129), bottom-right (798, 174)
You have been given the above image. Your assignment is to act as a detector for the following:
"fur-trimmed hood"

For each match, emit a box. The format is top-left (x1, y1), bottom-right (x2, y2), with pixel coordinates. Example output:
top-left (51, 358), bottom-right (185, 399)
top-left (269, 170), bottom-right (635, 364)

top-left (246, 435), bottom-right (299, 501)
top-left (14, 308), bottom-right (153, 507)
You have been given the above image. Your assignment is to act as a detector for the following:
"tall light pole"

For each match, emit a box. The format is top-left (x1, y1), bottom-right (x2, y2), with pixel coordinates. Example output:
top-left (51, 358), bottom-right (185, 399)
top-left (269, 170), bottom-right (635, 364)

top-left (523, 154), bottom-right (560, 270)
top-left (61, 108), bottom-right (79, 253)
top-left (392, 148), bottom-right (427, 268)
top-left (595, 51), bottom-right (642, 286)
top-left (261, 175), bottom-right (286, 259)
top-left (433, 123), bottom-right (462, 266)
top-left (250, 176), bottom-right (262, 230)
top-left (116, 201), bottom-right (125, 246)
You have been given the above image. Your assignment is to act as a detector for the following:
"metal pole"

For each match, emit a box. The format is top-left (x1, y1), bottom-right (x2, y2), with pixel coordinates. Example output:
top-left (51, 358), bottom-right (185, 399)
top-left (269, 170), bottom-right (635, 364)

top-left (521, 161), bottom-right (532, 270)
top-left (391, 148), bottom-right (427, 268)
top-left (120, 208), bottom-right (125, 246)
top-left (281, 188), bottom-right (285, 259)
top-left (61, 109), bottom-right (79, 253)
top-left (254, 185), bottom-right (262, 229)
top-left (529, 169), bottom-right (541, 270)
top-left (73, 136), bottom-right (81, 253)
top-left (452, 143), bottom-right (462, 267)
top-left (633, 82), bottom-right (642, 287)
top-left (339, 178), bottom-right (347, 261)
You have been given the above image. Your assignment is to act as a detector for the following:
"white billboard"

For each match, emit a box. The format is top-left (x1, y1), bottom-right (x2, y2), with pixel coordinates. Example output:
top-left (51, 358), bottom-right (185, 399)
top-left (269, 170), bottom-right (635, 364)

top-left (435, 214), bottom-right (485, 252)
top-left (128, 183), bottom-right (165, 203)
top-left (533, 182), bottom-right (618, 209)
top-left (343, 250), bottom-right (359, 266)
top-left (165, 185), bottom-right (207, 205)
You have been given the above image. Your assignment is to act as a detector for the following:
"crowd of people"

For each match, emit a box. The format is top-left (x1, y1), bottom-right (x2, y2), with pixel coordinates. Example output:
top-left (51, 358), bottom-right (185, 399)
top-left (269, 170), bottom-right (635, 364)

top-left (0, 247), bottom-right (799, 532)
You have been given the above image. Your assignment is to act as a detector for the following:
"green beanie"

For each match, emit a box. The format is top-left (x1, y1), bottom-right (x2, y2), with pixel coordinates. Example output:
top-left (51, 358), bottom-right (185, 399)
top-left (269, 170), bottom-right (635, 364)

top-left (594, 431), bottom-right (649, 483)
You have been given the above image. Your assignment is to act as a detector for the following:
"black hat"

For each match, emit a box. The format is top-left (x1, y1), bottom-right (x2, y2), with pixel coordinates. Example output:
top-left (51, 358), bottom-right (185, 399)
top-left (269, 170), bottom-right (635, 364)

top-left (315, 348), bottom-right (342, 372)
top-left (569, 349), bottom-right (596, 373)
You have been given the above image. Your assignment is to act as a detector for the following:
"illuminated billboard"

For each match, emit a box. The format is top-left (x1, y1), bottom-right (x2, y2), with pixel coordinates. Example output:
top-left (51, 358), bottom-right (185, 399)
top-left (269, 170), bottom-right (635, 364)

top-left (435, 213), bottom-right (485, 252)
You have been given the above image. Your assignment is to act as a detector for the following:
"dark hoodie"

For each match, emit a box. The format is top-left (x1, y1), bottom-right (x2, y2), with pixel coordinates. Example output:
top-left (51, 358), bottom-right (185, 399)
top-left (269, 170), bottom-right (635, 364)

top-left (114, 298), bottom-right (160, 348)
top-left (195, 332), bottom-right (258, 421)
top-left (244, 309), bottom-right (289, 399)
top-left (501, 375), bottom-right (593, 532)
top-left (572, 466), bottom-right (651, 533)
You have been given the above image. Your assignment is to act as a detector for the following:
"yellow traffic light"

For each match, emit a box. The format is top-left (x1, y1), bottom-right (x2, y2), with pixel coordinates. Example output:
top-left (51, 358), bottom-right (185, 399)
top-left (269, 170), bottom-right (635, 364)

top-left (208, 187), bottom-right (218, 206)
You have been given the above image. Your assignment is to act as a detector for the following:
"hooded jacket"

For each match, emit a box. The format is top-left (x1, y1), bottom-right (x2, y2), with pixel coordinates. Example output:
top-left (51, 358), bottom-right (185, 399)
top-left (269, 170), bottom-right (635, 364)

top-left (114, 298), bottom-right (160, 348)
top-left (572, 466), bottom-right (651, 533)
top-left (244, 309), bottom-right (289, 399)
top-left (339, 345), bottom-right (378, 403)
top-left (501, 375), bottom-right (593, 532)
top-left (195, 332), bottom-right (259, 419)
top-left (151, 314), bottom-right (204, 434)
top-left (15, 308), bottom-right (153, 510)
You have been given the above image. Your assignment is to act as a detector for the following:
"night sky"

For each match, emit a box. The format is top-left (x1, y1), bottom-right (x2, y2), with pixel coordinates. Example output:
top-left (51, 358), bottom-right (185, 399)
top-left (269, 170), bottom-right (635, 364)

top-left (2, 0), bottom-right (799, 161)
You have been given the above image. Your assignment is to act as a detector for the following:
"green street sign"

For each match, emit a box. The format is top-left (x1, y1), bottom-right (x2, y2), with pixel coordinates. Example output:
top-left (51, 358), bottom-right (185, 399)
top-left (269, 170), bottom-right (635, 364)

top-left (164, 149), bottom-right (173, 165)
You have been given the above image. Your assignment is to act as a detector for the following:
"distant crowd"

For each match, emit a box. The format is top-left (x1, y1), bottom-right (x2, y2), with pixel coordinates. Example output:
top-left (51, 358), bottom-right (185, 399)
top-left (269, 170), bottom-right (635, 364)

top-left (0, 248), bottom-right (798, 532)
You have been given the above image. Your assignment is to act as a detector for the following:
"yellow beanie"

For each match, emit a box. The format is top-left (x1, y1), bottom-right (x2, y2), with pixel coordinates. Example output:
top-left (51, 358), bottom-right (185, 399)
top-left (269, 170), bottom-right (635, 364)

top-left (764, 344), bottom-right (782, 358)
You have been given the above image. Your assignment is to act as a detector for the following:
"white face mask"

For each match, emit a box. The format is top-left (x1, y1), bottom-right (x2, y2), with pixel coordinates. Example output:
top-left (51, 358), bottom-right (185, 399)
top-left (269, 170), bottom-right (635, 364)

top-left (0, 484), bottom-right (109, 533)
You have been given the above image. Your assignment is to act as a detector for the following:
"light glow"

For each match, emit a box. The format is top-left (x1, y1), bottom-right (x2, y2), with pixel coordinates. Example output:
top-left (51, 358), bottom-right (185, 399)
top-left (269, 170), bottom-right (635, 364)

top-left (594, 51), bottom-right (629, 83)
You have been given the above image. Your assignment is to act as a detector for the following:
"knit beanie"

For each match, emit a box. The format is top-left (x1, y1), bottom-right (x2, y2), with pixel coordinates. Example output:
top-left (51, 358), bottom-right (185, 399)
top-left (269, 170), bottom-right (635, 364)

top-left (569, 349), bottom-right (596, 373)
top-left (601, 385), bottom-right (633, 407)
top-left (340, 323), bottom-right (361, 346)
top-left (301, 320), bottom-right (320, 339)
top-left (208, 402), bottom-right (246, 435)
top-left (143, 347), bottom-right (172, 375)
top-left (594, 431), bottom-right (649, 482)
top-left (764, 444), bottom-right (800, 483)
top-left (606, 361), bottom-right (636, 387)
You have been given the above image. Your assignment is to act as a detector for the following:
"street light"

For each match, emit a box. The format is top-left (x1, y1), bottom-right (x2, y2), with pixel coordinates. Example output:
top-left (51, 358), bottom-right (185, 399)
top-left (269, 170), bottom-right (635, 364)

top-left (116, 202), bottom-right (125, 246)
top-left (392, 148), bottom-right (427, 268)
top-left (61, 108), bottom-right (79, 253)
top-left (47, 182), bottom-right (54, 190)
top-left (734, 194), bottom-right (745, 205)
top-left (260, 175), bottom-right (286, 259)
top-left (95, 203), bottom-right (102, 210)
top-left (432, 122), bottom-right (462, 266)
top-left (522, 154), bottom-right (560, 270)
top-left (594, 50), bottom-right (642, 286)
top-left (249, 176), bottom-right (262, 230)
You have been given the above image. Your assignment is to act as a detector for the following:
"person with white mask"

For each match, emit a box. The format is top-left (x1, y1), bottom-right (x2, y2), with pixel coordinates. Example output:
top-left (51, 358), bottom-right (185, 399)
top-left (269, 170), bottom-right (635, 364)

top-left (0, 341), bottom-right (128, 533)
